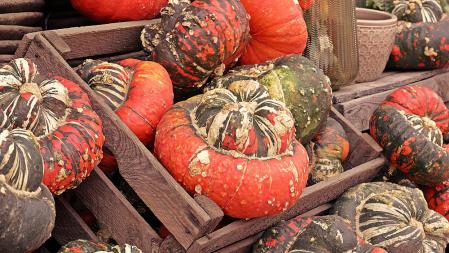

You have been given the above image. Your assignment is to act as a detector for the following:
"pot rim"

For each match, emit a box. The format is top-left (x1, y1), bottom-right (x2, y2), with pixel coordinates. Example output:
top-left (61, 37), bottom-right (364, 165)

top-left (356, 7), bottom-right (398, 26)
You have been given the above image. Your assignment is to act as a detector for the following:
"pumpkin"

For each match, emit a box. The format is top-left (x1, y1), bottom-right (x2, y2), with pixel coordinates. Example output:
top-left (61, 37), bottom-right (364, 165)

top-left (392, 0), bottom-right (443, 23)
top-left (424, 181), bottom-right (449, 220)
top-left (388, 17), bottom-right (449, 70)
top-left (59, 240), bottom-right (142, 253)
top-left (141, 0), bottom-right (250, 95)
top-left (370, 85), bottom-right (449, 186)
top-left (299, 0), bottom-right (315, 10)
top-left (254, 215), bottom-right (387, 253)
top-left (0, 111), bottom-right (55, 253)
top-left (154, 81), bottom-right (309, 218)
top-left (237, 0), bottom-right (308, 65)
top-left (70, 0), bottom-right (167, 23)
top-left (205, 54), bottom-right (332, 145)
top-left (0, 58), bottom-right (105, 194)
top-left (308, 117), bottom-right (349, 184)
top-left (331, 182), bottom-right (449, 253)
top-left (76, 59), bottom-right (173, 171)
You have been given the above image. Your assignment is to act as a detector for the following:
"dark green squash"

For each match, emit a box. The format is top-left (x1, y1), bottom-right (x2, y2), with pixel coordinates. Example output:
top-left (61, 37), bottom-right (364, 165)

top-left (388, 17), bottom-right (449, 70)
top-left (205, 54), bottom-right (332, 144)
top-left (253, 215), bottom-right (387, 253)
top-left (331, 182), bottom-right (449, 253)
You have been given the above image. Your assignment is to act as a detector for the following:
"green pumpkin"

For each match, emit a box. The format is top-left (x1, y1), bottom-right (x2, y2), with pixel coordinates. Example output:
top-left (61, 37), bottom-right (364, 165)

top-left (205, 54), bottom-right (332, 144)
top-left (366, 0), bottom-right (443, 23)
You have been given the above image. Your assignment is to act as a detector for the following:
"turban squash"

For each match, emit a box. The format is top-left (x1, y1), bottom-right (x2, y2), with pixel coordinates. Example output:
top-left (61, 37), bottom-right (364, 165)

top-left (388, 17), bottom-right (449, 70)
top-left (365, 0), bottom-right (443, 23)
top-left (0, 58), bottom-right (105, 194)
top-left (154, 81), bottom-right (309, 218)
top-left (59, 239), bottom-right (142, 253)
top-left (237, 0), bottom-right (308, 65)
top-left (76, 59), bottom-right (173, 171)
top-left (331, 182), bottom-right (449, 253)
top-left (205, 54), bottom-right (332, 145)
top-left (424, 181), bottom-right (449, 220)
top-left (253, 215), bottom-right (386, 253)
top-left (70, 0), bottom-right (168, 23)
top-left (370, 85), bottom-right (449, 186)
top-left (141, 0), bottom-right (250, 95)
top-left (308, 117), bottom-right (349, 184)
top-left (0, 111), bottom-right (55, 253)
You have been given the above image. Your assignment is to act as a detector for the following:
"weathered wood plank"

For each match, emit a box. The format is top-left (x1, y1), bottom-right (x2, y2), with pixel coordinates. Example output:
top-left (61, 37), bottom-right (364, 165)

top-left (24, 34), bottom-right (219, 249)
top-left (333, 68), bottom-right (449, 104)
top-left (0, 25), bottom-right (42, 40)
top-left (0, 0), bottom-right (45, 13)
top-left (0, 40), bottom-right (20, 54)
top-left (53, 197), bottom-right (97, 245)
top-left (0, 12), bottom-right (43, 25)
top-left (0, 55), bottom-right (14, 63)
top-left (336, 71), bottom-right (449, 131)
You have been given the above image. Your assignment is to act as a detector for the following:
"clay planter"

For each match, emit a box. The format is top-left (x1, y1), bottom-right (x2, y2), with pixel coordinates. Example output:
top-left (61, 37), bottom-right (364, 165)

top-left (355, 8), bottom-right (397, 83)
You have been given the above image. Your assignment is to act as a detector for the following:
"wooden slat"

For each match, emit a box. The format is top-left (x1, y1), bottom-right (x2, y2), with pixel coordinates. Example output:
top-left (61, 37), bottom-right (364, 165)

top-left (0, 12), bottom-right (43, 25)
top-left (0, 40), bottom-right (20, 54)
top-left (53, 197), bottom-right (97, 245)
top-left (14, 32), bottom-right (38, 57)
top-left (22, 34), bottom-right (221, 249)
top-left (45, 17), bottom-right (93, 30)
top-left (0, 54), bottom-right (14, 63)
top-left (0, 0), bottom-right (45, 13)
top-left (213, 204), bottom-right (333, 253)
top-left (0, 25), bottom-right (42, 40)
top-left (336, 71), bottom-right (449, 131)
top-left (67, 51), bottom-right (147, 67)
top-left (333, 68), bottom-right (449, 104)
top-left (49, 20), bottom-right (159, 60)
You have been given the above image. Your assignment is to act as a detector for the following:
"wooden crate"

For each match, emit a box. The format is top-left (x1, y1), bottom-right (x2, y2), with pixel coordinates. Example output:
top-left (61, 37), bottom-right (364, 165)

top-left (334, 69), bottom-right (449, 131)
top-left (15, 20), bottom-right (385, 252)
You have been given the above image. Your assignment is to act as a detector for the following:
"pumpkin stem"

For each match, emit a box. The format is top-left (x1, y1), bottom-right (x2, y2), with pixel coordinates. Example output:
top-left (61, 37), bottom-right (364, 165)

top-left (20, 82), bottom-right (43, 102)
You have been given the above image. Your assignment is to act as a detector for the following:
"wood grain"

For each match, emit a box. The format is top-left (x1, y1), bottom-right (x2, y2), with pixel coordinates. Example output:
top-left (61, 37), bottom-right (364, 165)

top-left (20, 34), bottom-right (220, 249)
top-left (333, 69), bottom-right (449, 104)
top-left (45, 17), bottom-right (93, 30)
top-left (0, 25), bottom-right (41, 40)
top-left (67, 51), bottom-right (147, 67)
top-left (0, 54), bottom-right (14, 63)
top-left (49, 20), bottom-right (159, 60)
top-left (53, 197), bottom-right (97, 245)
top-left (0, 40), bottom-right (20, 54)
top-left (0, 12), bottom-right (43, 25)
top-left (0, 0), bottom-right (45, 13)
top-left (213, 204), bottom-right (333, 253)
top-left (336, 71), bottom-right (449, 131)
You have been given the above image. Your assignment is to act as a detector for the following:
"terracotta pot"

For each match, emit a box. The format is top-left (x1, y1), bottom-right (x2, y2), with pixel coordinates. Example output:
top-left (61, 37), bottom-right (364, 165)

top-left (355, 8), bottom-right (397, 83)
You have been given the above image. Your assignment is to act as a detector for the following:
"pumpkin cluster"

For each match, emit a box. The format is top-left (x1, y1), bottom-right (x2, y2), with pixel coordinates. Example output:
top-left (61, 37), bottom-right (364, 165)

top-left (0, 58), bottom-right (105, 252)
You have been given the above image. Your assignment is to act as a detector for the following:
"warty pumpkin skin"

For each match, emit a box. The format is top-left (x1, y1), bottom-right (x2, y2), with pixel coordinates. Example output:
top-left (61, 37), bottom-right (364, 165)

top-left (238, 0), bottom-right (308, 65)
top-left (253, 215), bottom-right (387, 253)
top-left (332, 182), bottom-right (449, 253)
top-left (59, 240), bottom-right (142, 253)
top-left (76, 59), bottom-right (173, 171)
top-left (388, 17), bottom-right (449, 70)
top-left (424, 181), bottom-right (449, 220)
top-left (0, 58), bottom-right (105, 194)
top-left (205, 54), bottom-right (332, 145)
top-left (370, 85), bottom-right (449, 186)
top-left (141, 0), bottom-right (250, 95)
top-left (70, 0), bottom-right (168, 23)
top-left (154, 81), bottom-right (309, 218)
top-left (0, 110), bottom-right (55, 253)
top-left (308, 117), bottom-right (349, 184)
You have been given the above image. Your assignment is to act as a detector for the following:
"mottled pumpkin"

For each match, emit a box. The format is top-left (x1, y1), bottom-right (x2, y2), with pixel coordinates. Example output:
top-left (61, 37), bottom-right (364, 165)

top-left (299, 0), bottom-right (315, 10)
top-left (370, 85), bottom-right (449, 186)
top-left (392, 0), bottom-right (443, 23)
top-left (388, 17), bottom-right (449, 70)
top-left (254, 215), bottom-right (387, 253)
top-left (59, 240), bottom-right (142, 253)
top-left (141, 0), bottom-right (250, 95)
top-left (308, 117), bottom-right (349, 184)
top-left (155, 81), bottom-right (309, 218)
top-left (0, 111), bottom-right (55, 253)
top-left (70, 0), bottom-right (167, 23)
top-left (238, 0), bottom-right (308, 65)
top-left (205, 54), bottom-right (332, 145)
top-left (76, 59), bottom-right (173, 171)
top-left (425, 181), bottom-right (449, 220)
top-left (332, 182), bottom-right (449, 253)
top-left (0, 58), bottom-right (105, 194)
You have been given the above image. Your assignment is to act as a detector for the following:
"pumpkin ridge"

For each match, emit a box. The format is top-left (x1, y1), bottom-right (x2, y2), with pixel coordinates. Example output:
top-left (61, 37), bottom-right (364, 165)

top-left (222, 158), bottom-right (249, 210)
top-left (247, 38), bottom-right (297, 55)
